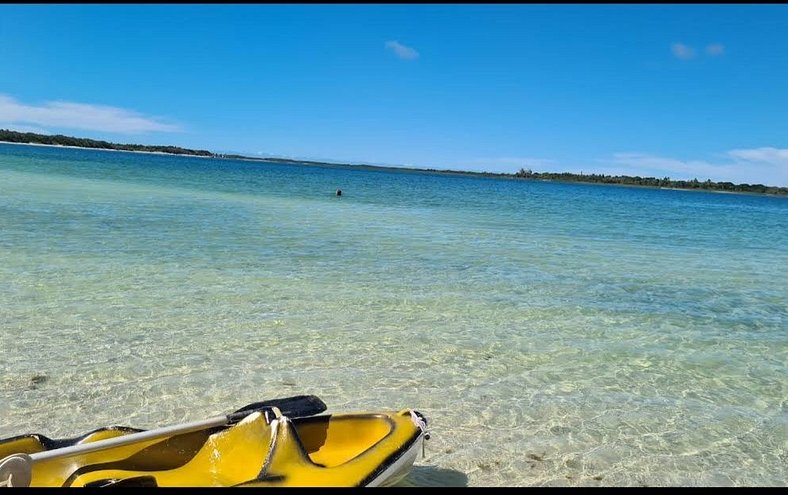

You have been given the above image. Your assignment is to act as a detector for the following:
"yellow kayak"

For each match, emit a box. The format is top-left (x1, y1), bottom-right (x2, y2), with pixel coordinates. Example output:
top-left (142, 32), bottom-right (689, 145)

top-left (0, 395), bottom-right (429, 487)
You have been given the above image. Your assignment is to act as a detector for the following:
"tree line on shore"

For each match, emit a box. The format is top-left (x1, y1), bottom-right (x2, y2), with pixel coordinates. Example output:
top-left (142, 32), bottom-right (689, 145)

top-left (1, 129), bottom-right (785, 195)
top-left (0, 129), bottom-right (213, 157)
top-left (513, 168), bottom-right (787, 195)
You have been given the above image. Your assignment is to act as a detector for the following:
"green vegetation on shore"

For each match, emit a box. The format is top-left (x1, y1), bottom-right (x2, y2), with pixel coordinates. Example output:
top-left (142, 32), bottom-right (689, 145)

top-left (513, 168), bottom-right (788, 196)
top-left (0, 129), bottom-right (214, 157)
top-left (2, 129), bottom-right (786, 195)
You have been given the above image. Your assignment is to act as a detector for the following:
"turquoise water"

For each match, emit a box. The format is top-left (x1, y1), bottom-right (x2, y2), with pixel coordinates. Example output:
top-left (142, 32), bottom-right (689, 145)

top-left (0, 143), bottom-right (786, 486)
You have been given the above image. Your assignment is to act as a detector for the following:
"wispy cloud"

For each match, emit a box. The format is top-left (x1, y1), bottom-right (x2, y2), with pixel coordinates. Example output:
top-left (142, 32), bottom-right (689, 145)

top-left (728, 147), bottom-right (788, 165)
top-left (608, 153), bottom-right (723, 179)
top-left (671, 42), bottom-right (726, 60)
top-left (705, 43), bottom-right (725, 56)
top-left (0, 94), bottom-right (181, 134)
top-left (606, 148), bottom-right (788, 187)
top-left (385, 40), bottom-right (419, 60)
top-left (671, 42), bottom-right (697, 60)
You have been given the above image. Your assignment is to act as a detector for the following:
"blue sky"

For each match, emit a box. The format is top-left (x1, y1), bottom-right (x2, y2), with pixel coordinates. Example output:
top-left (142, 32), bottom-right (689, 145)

top-left (2, 4), bottom-right (787, 186)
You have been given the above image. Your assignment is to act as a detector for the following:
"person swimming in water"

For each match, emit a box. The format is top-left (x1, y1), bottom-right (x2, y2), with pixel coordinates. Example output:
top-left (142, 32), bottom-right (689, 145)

top-left (336, 189), bottom-right (342, 197)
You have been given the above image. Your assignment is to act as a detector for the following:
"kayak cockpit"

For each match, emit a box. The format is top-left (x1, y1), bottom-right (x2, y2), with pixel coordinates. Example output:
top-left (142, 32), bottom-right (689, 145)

top-left (294, 413), bottom-right (394, 467)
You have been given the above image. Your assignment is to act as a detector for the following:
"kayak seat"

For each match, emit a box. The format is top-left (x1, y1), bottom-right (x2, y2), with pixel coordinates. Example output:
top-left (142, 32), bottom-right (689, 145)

top-left (294, 414), bottom-right (393, 467)
top-left (239, 413), bottom-right (405, 487)
top-left (67, 412), bottom-right (273, 487)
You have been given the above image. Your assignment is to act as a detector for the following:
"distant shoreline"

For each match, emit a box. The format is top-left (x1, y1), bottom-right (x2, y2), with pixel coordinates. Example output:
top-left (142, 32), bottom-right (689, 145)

top-left (0, 140), bottom-right (216, 158)
top-left (1, 129), bottom-right (786, 196)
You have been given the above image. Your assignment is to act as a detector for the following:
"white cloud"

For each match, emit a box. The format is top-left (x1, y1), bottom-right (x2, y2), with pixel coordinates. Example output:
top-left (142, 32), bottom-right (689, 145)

top-left (706, 43), bottom-right (725, 56)
top-left (608, 153), bottom-right (722, 178)
top-left (0, 94), bottom-right (181, 134)
top-left (462, 150), bottom-right (787, 185)
top-left (727, 147), bottom-right (788, 164)
top-left (606, 149), bottom-right (788, 187)
top-left (385, 40), bottom-right (419, 60)
top-left (671, 42), bottom-right (697, 60)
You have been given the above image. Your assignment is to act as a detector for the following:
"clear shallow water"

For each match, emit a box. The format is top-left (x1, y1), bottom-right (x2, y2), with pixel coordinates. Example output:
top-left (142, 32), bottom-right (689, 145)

top-left (0, 143), bottom-right (786, 486)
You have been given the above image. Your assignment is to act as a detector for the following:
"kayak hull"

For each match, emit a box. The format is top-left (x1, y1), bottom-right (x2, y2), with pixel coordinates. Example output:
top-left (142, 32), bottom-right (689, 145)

top-left (0, 407), bottom-right (428, 487)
